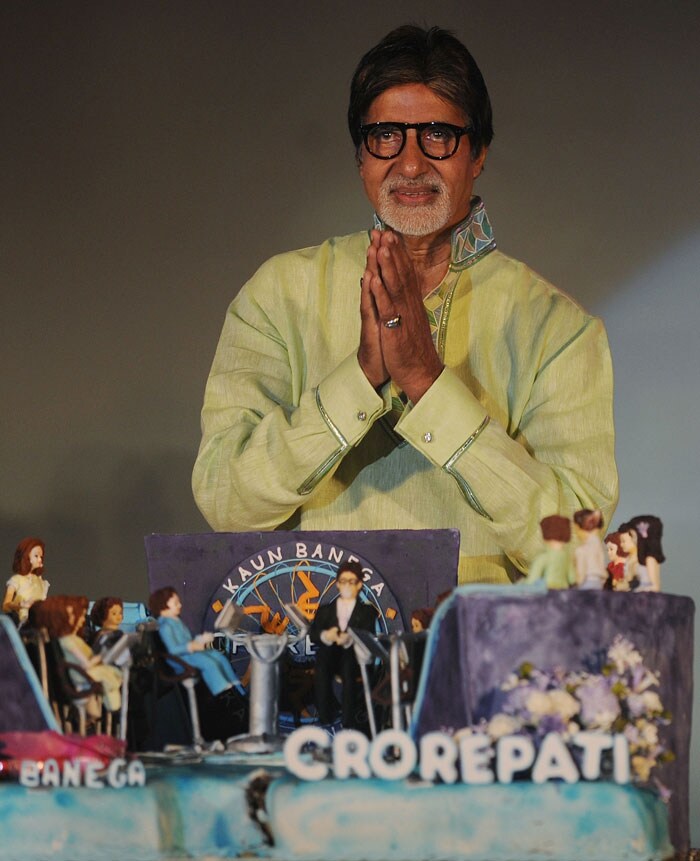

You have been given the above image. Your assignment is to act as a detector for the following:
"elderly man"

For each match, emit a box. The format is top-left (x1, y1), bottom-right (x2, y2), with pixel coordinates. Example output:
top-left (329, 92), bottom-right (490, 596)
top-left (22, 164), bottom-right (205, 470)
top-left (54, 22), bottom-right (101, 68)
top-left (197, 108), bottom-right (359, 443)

top-left (192, 25), bottom-right (618, 585)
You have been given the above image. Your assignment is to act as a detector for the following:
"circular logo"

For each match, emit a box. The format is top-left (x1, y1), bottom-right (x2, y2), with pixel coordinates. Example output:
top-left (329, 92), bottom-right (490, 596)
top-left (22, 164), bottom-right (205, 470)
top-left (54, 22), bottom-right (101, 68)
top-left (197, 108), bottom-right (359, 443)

top-left (202, 540), bottom-right (404, 723)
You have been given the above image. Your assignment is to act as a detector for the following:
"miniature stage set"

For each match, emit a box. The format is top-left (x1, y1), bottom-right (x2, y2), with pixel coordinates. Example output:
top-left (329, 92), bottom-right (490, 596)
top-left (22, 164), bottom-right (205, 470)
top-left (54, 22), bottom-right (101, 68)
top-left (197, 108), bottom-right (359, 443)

top-left (0, 526), bottom-right (695, 861)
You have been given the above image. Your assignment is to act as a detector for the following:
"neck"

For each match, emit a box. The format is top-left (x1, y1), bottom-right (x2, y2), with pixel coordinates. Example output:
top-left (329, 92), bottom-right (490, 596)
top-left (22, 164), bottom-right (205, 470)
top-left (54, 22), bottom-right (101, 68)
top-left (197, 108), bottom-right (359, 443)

top-left (398, 229), bottom-right (453, 296)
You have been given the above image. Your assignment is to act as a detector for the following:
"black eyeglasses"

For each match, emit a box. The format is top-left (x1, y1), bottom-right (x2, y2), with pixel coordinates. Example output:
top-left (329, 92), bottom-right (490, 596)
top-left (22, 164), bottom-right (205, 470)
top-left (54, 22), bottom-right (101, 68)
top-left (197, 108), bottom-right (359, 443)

top-left (359, 121), bottom-right (472, 160)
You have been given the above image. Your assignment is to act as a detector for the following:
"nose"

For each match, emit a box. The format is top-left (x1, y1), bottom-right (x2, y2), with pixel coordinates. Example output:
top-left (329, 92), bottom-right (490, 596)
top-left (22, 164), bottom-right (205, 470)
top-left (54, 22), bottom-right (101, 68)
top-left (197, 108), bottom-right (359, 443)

top-left (393, 129), bottom-right (431, 175)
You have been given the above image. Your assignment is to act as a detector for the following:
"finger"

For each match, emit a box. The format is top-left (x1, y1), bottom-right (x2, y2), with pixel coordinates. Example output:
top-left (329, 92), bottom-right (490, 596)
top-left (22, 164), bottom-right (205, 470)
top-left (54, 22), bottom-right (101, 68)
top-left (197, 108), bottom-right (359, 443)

top-left (360, 270), bottom-right (381, 322)
top-left (376, 237), bottom-right (414, 301)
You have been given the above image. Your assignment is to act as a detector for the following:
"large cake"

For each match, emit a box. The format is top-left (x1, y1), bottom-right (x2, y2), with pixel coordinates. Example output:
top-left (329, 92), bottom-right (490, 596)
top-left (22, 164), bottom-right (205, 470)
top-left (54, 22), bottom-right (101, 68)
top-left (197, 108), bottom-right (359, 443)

top-left (0, 583), bottom-right (695, 860)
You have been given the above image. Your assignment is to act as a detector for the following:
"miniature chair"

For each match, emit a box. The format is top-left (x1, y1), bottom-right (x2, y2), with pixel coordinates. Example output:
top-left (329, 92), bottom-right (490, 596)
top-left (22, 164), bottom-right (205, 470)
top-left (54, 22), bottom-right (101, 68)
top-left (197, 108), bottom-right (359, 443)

top-left (19, 626), bottom-right (51, 704)
top-left (137, 625), bottom-right (205, 750)
top-left (347, 628), bottom-right (428, 734)
top-left (44, 638), bottom-right (104, 735)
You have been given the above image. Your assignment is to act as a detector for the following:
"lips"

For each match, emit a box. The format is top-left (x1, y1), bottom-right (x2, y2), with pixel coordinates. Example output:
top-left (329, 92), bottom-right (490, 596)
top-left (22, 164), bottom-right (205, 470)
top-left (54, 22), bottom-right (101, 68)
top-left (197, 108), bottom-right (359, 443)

top-left (390, 186), bottom-right (440, 204)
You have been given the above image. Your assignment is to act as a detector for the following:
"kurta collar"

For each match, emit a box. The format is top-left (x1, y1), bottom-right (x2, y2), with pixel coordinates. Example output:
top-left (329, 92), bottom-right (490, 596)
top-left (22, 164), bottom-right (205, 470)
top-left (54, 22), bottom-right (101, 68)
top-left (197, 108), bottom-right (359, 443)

top-left (371, 196), bottom-right (496, 271)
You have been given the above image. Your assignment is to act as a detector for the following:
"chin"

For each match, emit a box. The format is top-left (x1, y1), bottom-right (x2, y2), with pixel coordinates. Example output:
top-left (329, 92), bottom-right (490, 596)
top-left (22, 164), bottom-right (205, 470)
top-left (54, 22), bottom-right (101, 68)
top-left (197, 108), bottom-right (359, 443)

top-left (379, 205), bottom-right (451, 237)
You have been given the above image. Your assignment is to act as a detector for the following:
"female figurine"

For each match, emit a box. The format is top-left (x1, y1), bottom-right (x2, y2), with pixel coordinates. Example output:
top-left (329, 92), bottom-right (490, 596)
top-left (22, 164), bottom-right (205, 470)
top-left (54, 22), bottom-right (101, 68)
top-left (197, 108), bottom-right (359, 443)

top-left (90, 596), bottom-right (125, 652)
top-left (39, 595), bottom-right (123, 714)
top-left (573, 509), bottom-right (607, 589)
top-left (617, 516), bottom-right (664, 592)
top-left (603, 532), bottom-right (629, 591)
top-left (3, 537), bottom-right (50, 625)
top-left (148, 586), bottom-right (241, 697)
top-left (410, 608), bottom-right (434, 633)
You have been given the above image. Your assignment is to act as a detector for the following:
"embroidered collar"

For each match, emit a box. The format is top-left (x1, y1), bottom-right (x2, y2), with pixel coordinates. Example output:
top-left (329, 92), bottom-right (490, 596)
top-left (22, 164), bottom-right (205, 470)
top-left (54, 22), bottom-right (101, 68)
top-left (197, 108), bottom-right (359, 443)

top-left (371, 196), bottom-right (496, 271)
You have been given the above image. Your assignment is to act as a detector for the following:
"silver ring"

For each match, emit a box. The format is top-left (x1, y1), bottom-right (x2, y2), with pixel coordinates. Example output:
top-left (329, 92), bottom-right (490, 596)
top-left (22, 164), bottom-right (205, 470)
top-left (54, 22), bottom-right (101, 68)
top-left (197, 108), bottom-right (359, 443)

top-left (383, 315), bottom-right (402, 329)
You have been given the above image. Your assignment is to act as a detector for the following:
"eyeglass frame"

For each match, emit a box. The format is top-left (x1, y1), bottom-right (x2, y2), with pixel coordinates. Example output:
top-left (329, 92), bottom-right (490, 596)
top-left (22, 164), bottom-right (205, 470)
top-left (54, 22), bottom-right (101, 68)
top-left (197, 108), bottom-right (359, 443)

top-left (359, 121), bottom-right (473, 161)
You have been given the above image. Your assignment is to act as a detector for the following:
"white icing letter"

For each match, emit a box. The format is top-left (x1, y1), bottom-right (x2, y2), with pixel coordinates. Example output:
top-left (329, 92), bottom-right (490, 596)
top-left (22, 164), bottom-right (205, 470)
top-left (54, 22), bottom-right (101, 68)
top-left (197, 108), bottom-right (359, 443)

top-left (238, 567), bottom-right (253, 582)
top-left (496, 735), bottom-right (535, 783)
top-left (573, 732), bottom-right (612, 780)
top-left (107, 758), bottom-right (128, 788)
top-left (333, 730), bottom-right (371, 779)
top-left (311, 544), bottom-right (324, 559)
top-left (328, 547), bottom-right (343, 563)
top-left (127, 760), bottom-right (147, 786)
top-left (267, 547), bottom-right (283, 563)
top-left (84, 762), bottom-right (105, 789)
top-left (419, 732), bottom-right (458, 783)
top-left (283, 727), bottom-right (330, 781)
top-left (42, 759), bottom-right (60, 787)
top-left (531, 733), bottom-right (578, 784)
top-left (19, 761), bottom-right (39, 787)
top-left (296, 543), bottom-right (308, 558)
top-left (62, 759), bottom-right (82, 787)
top-left (459, 733), bottom-right (494, 784)
top-left (370, 583), bottom-right (384, 597)
top-left (368, 730), bottom-right (416, 780)
top-left (613, 733), bottom-right (630, 784)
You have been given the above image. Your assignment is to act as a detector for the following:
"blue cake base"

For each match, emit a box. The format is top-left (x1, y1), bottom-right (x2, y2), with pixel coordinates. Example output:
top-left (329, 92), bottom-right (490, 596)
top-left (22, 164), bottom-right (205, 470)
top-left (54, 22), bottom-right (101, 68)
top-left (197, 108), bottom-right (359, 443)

top-left (0, 761), bottom-right (674, 861)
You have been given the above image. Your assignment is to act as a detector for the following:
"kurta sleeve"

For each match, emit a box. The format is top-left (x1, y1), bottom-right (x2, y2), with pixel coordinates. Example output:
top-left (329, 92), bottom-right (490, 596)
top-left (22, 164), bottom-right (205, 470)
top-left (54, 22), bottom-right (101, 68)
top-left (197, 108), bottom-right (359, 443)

top-left (192, 249), bottom-right (390, 532)
top-left (396, 313), bottom-right (618, 573)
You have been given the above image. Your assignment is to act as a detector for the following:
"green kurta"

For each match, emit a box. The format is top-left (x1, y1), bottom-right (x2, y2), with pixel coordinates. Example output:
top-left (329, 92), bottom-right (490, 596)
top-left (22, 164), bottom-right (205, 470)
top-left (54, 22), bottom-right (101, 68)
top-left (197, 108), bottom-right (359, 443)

top-left (192, 203), bottom-right (618, 584)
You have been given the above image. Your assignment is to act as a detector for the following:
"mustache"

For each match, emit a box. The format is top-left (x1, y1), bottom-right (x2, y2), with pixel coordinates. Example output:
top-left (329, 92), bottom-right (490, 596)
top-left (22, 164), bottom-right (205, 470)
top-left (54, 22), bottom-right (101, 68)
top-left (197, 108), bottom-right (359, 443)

top-left (382, 175), bottom-right (445, 193)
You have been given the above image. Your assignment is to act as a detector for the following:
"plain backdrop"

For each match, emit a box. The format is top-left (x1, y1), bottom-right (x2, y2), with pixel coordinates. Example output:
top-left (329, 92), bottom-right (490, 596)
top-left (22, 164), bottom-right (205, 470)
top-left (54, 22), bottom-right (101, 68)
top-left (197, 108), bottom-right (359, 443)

top-left (2, 0), bottom-right (699, 840)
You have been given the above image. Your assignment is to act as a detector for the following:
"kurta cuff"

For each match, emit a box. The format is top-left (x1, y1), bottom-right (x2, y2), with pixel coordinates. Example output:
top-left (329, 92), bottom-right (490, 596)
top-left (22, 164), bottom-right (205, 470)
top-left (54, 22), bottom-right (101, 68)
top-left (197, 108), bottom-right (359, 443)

top-left (396, 367), bottom-right (489, 466)
top-left (316, 352), bottom-right (389, 447)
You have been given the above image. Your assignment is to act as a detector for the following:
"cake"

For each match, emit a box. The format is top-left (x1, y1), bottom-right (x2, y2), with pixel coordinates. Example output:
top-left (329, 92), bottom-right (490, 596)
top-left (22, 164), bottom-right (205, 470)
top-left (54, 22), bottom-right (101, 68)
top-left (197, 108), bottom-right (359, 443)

top-left (0, 544), bottom-right (695, 860)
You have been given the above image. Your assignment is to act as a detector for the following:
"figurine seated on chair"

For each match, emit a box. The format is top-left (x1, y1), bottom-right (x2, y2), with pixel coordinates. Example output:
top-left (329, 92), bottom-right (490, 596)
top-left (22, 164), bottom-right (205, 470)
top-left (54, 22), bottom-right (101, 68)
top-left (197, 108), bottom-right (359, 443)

top-left (3, 537), bottom-right (50, 627)
top-left (90, 596), bottom-right (125, 652)
top-left (148, 586), bottom-right (242, 698)
top-left (37, 594), bottom-right (122, 717)
top-left (309, 560), bottom-right (378, 731)
top-left (525, 515), bottom-right (575, 589)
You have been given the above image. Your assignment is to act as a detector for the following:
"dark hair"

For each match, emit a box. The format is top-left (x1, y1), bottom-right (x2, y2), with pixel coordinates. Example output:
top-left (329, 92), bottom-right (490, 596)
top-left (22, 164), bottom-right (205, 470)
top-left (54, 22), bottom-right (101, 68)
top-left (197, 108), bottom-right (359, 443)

top-left (411, 607), bottom-right (434, 630)
top-left (12, 537), bottom-right (45, 576)
top-left (618, 516), bottom-right (665, 565)
top-left (573, 509), bottom-right (604, 532)
top-left (604, 532), bottom-right (628, 557)
top-left (90, 596), bottom-right (123, 629)
top-left (348, 24), bottom-right (493, 159)
top-left (148, 586), bottom-right (178, 618)
top-left (335, 560), bottom-right (364, 582)
top-left (540, 515), bottom-right (571, 543)
top-left (36, 595), bottom-right (87, 638)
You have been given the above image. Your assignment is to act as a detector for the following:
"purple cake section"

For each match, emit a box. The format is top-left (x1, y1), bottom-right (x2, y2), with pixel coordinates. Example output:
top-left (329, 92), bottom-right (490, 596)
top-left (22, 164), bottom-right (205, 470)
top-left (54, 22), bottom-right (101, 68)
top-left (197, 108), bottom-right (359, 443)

top-left (412, 587), bottom-right (695, 853)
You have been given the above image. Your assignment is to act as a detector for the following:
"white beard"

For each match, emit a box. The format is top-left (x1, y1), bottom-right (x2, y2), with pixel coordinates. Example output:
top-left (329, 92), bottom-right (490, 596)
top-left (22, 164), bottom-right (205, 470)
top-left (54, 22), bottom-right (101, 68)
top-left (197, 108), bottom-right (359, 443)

top-left (376, 174), bottom-right (453, 236)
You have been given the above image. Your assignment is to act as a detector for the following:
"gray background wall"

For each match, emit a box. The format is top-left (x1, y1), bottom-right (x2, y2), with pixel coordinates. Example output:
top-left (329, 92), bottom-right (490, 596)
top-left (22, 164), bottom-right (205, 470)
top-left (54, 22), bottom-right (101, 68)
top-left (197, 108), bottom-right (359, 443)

top-left (3, 0), bottom-right (699, 839)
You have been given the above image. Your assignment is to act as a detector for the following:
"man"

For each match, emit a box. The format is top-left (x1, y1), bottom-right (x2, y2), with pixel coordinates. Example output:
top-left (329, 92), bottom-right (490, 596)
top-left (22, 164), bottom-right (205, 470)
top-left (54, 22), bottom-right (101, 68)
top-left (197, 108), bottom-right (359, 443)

top-left (308, 560), bottom-right (378, 728)
top-left (192, 25), bottom-right (618, 584)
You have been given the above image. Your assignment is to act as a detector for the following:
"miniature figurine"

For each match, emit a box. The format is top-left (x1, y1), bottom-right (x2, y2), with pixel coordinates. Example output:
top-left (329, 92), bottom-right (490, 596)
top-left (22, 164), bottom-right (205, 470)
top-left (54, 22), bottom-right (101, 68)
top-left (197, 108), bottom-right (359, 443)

top-left (525, 515), bottom-right (576, 589)
top-left (3, 537), bottom-right (50, 626)
top-left (410, 608), bottom-right (434, 633)
top-left (38, 595), bottom-right (123, 715)
top-left (309, 560), bottom-right (378, 730)
top-left (89, 596), bottom-right (125, 652)
top-left (573, 509), bottom-right (607, 589)
top-left (617, 516), bottom-right (665, 592)
top-left (148, 586), bottom-right (242, 697)
top-left (604, 532), bottom-right (629, 591)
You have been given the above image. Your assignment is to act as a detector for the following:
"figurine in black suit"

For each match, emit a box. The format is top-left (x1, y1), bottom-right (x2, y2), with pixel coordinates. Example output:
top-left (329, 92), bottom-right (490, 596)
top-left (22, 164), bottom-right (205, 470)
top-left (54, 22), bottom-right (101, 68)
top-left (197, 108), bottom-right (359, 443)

top-left (309, 560), bottom-right (378, 730)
